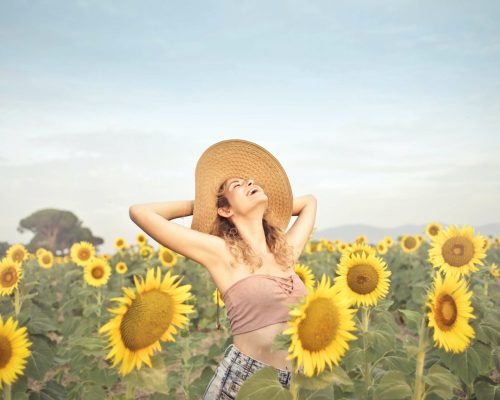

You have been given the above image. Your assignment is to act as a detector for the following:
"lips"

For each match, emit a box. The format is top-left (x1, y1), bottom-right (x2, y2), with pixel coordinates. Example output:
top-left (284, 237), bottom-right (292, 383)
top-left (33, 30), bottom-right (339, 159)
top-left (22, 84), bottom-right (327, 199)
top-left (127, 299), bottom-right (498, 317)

top-left (247, 187), bottom-right (260, 196)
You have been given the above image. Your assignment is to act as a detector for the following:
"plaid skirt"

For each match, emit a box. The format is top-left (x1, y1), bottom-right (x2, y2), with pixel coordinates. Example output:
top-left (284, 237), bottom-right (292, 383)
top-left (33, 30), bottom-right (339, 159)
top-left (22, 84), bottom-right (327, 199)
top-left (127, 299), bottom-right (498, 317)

top-left (203, 343), bottom-right (301, 399)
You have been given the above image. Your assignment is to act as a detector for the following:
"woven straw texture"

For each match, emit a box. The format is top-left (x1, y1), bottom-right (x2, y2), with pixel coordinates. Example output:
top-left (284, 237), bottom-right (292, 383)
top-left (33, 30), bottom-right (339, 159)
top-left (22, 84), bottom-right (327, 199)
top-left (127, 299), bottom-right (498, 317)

top-left (191, 139), bottom-right (293, 234)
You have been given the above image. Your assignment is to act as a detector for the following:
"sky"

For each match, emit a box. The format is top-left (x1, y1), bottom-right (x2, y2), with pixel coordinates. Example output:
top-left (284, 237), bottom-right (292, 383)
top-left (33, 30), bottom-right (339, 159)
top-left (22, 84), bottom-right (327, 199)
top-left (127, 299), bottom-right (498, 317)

top-left (1, 1), bottom-right (499, 254)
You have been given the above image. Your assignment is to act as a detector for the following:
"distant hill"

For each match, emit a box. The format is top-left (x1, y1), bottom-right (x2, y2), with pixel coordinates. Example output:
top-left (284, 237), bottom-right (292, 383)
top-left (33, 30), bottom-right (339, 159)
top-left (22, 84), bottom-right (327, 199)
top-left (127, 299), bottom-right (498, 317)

top-left (314, 223), bottom-right (500, 244)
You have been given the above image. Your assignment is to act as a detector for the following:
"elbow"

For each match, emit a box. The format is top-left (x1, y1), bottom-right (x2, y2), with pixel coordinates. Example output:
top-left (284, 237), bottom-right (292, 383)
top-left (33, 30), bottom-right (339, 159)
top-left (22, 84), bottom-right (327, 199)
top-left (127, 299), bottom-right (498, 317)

top-left (129, 205), bottom-right (143, 220)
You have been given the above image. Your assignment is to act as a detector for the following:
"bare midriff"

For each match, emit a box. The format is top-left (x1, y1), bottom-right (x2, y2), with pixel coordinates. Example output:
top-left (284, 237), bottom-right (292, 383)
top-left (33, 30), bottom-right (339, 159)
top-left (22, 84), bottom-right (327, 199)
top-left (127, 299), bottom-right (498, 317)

top-left (209, 249), bottom-right (298, 372)
top-left (232, 322), bottom-right (293, 370)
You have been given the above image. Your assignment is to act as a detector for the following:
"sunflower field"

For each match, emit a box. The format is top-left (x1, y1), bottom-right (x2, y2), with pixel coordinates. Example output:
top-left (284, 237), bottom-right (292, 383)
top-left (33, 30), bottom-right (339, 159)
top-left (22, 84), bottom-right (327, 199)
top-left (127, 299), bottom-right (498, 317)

top-left (0, 224), bottom-right (499, 399)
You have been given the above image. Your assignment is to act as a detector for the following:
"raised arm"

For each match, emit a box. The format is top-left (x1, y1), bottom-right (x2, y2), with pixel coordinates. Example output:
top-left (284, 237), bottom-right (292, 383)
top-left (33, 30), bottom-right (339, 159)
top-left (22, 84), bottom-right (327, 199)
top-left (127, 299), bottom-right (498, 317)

top-left (129, 200), bottom-right (228, 271)
top-left (286, 195), bottom-right (317, 262)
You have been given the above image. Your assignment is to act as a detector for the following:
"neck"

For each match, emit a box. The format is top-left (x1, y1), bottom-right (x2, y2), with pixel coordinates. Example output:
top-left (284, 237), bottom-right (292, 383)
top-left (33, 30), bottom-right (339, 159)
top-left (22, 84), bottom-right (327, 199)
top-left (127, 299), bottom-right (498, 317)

top-left (234, 217), bottom-right (269, 256)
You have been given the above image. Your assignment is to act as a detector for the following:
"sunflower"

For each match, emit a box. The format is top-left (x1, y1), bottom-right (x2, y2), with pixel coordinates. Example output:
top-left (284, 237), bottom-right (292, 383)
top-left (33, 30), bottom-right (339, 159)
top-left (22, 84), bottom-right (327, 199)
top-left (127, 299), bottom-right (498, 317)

top-left (343, 242), bottom-right (376, 259)
top-left (213, 288), bottom-right (224, 307)
top-left (159, 247), bottom-right (178, 268)
top-left (355, 235), bottom-right (367, 244)
top-left (293, 263), bottom-right (316, 292)
top-left (70, 241), bottom-right (96, 267)
top-left (0, 258), bottom-right (24, 296)
top-left (496, 237), bottom-right (500, 246)
top-left (116, 262), bottom-right (128, 275)
top-left (84, 258), bottom-right (112, 287)
top-left (326, 242), bottom-right (335, 252)
top-left (98, 267), bottom-right (195, 376)
top-left (38, 250), bottom-right (54, 269)
top-left (114, 237), bottom-right (127, 251)
top-left (139, 245), bottom-right (154, 260)
top-left (400, 235), bottom-right (421, 253)
top-left (384, 236), bottom-right (393, 247)
top-left (425, 222), bottom-right (442, 240)
top-left (482, 237), bottom-right (491, 252)
top-left (338, 243), bottom-right (350, 253)
top-left (376, 241), bottom-right (388, 255)
top-left (5, 244), bottom-right (29, 265)
top-left (334, 252), bottom-right (391, 307)
top-left (136, 233), bottom-right (147, 246)
top-left (427, 273), bottom-right (475, 353)
top-left (36, 248), bottom-right (48, 258)
top-left (310, 242), bottom-right (323, 252)
top-left (490, 263), bottom-right (499, 278)
top-left (0, 315), bottom-right (33, 389)
top-left (428, 225), bottom-right (486, 278)
top-left (282, 274), bottom-right (357, 377)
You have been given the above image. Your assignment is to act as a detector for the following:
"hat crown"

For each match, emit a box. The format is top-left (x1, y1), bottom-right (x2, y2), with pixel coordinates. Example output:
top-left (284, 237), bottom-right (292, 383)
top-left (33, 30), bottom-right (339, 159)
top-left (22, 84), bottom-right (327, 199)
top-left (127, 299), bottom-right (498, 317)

top-left (191, 139), bottom-right (293, 234)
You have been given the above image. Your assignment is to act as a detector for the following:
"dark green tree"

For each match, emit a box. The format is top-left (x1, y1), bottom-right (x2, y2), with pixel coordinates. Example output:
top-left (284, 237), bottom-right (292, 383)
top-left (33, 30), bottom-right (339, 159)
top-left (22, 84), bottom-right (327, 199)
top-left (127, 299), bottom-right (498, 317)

top-left (17, 209), bottom-right (104, 254)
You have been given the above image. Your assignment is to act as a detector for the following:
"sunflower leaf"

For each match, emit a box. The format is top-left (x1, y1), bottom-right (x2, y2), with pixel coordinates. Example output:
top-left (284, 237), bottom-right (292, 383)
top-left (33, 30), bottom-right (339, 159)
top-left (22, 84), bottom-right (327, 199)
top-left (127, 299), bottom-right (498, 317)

top-left (235, 367), bottom-right (292, 399)
top-left (271, 333), bottom-right (290, 352)
top-left (439, 341), bottom-right (492, 386)
top-left (473, 378), bottom-right (500, 400)
top-left (399, 309), bottom-right (422, 332)
top-left (423, 363), bottom-right (461, 400)
top-left (373, 370), bottom-right (412, 400)
top-left (294, 366), bottom-right (352, 391)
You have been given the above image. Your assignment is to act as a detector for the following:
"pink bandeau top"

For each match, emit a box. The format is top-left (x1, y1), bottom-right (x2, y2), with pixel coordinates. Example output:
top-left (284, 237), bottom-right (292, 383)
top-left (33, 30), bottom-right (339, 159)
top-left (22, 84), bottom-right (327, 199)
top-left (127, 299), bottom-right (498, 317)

top-left (221, 273), bottom-right (308, 335)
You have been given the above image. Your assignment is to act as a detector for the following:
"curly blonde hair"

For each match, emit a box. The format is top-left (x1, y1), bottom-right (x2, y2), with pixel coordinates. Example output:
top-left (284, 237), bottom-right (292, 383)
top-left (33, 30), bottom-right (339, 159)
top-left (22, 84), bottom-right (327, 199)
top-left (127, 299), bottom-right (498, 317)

top-left (209, 179), bottom-right (295, 273)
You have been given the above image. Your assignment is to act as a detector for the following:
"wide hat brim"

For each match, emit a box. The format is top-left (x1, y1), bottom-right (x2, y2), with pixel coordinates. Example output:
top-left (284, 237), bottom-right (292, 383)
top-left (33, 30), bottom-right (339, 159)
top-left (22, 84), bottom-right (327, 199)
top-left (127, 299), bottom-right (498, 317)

top-left (191, 139), bottom-right (293, 234)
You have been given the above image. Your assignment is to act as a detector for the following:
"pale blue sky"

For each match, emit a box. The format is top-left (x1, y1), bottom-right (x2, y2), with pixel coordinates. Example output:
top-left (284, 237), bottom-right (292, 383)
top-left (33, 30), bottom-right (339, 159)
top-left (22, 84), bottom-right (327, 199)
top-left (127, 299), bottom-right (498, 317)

top-left (1, 1), bottom-right (499, 254)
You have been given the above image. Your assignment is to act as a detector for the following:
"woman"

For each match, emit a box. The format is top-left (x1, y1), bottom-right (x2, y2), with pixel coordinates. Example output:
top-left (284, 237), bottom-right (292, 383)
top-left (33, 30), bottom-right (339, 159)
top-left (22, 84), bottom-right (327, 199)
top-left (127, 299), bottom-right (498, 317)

top-left (129, 139), bottom-right (317, 399)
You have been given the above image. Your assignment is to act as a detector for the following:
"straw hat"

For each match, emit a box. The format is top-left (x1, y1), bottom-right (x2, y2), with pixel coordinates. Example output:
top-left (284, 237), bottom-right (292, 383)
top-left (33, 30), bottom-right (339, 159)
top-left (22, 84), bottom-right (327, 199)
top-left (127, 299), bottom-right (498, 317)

top-left (191, 139), bottom-right (293, 234)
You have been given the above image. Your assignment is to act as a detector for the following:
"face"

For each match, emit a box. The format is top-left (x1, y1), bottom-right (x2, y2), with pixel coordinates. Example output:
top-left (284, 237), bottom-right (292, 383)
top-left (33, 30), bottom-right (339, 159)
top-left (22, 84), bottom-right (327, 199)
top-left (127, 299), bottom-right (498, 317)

top-left (218, 177), bottom-right (267, 219)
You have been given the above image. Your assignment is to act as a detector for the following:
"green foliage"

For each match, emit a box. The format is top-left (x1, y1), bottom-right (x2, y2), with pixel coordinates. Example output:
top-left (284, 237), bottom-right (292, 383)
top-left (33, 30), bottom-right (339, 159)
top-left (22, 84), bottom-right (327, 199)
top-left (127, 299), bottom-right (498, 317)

top-left (1, 241), bottom-right (499, 398)
top-left (236, 367), bottom-right (292, 399)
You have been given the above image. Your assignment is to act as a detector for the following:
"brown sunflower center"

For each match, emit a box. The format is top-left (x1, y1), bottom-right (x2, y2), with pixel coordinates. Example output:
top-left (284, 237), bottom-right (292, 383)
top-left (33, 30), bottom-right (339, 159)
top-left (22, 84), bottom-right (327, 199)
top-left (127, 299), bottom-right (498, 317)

top-left (91, 266), bottom-right (104, 279)
top-left (404, 236), bottom-right (417, 249)
top-left (429, 226), bottom-right (439, 236)
top-left (435, 294), bottom-right (457, 330)
top-left (79, 249), bottom-right (90, 261)
top-left (297, 298), bottom-right (338, 351)
top-left (347, 264), bottom-right (378, 294)
top-left (1, 267), bottom-right (17, 287)
top-left (13, 250), bottom-right (24, 262)
top-left (441, 237), bottom-right (474, 267)
top-left (0, 335), bottom-right (13, 368)
top-left (120, 290), bottom-right (174, 351)
top-left (163, 252), bottom-right (173, 262)
top-left (43, 255), bottom-right (51, 263)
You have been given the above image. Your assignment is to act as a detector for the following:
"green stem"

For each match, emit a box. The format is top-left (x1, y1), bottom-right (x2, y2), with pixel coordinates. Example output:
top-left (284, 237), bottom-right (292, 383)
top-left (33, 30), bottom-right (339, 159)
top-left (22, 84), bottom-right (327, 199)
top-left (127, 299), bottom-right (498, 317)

top-left (3, 384), bottom-right (11, 400)
top-left (96, 288), bottom-right (103, 329)
top-left (290, 378), bottom-right (299, 400)
top-left (361, 306), bottom-right (372, 392)
top-left (483, 280), bottom-right (488, 296)
top-left (14, 286), bottom-right (21, 316)
top-left (125, 382), bottom-right (135, 399)
top-left (413, 317), bottom-right (428, 400)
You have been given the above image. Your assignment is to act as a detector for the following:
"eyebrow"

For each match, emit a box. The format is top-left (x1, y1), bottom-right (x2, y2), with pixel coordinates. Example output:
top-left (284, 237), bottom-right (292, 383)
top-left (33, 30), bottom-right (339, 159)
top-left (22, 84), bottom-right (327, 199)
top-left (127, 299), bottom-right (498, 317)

top-left (228, 178), bottom-right (243, 188)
